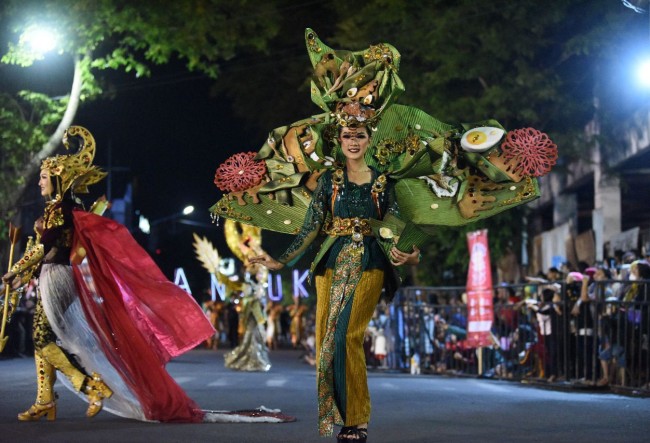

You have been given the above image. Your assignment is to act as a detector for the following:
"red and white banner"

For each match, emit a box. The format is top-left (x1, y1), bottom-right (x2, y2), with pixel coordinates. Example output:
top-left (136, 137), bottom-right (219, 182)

top-left (466, 229), bottom-right (494, 348)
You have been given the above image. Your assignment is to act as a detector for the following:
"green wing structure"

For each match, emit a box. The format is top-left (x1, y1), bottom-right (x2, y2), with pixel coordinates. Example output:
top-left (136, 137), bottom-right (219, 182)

top-left (210, 29), bottom-right (557, 252)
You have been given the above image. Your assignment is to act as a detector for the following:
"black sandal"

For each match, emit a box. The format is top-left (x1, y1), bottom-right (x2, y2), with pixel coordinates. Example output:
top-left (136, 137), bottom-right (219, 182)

top-left (355, 427), bottom-right (368, 443)
top-left (337, 426), bottom-right (355, 443)
top-left (336, 426), bottom-right (368, 443)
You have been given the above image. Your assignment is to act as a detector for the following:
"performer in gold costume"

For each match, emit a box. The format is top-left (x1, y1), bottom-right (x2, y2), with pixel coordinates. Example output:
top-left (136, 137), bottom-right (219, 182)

top-left (223, 267), bottom-right (272, 372)
top-left (3, 127), bottom-right (215, 423)
top-left (2, 127), bottom-right (113, 421)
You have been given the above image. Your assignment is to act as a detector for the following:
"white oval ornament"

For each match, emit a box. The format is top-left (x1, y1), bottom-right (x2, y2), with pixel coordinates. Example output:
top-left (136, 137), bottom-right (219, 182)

top-left (379, 227), bottom-right (394, 239)
top-left (460, 127), bottom-right (505, 152)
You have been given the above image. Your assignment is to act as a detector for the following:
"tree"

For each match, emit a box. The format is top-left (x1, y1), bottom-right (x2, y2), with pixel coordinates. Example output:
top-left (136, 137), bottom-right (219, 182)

top-left (0, 0), bottom-right (282, 239)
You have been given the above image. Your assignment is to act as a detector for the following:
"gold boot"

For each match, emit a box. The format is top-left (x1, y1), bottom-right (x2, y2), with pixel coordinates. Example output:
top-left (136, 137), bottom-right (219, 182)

top-left (17, 402), bottom-right (57, 422)
top-left (18, 352), bottom-right (57, 422)
top-left (84, 372), bottom-right (113, 418)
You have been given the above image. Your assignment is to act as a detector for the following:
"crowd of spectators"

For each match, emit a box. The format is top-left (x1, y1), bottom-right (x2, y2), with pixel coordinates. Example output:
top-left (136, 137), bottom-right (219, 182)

top-left (371, 251), bottom-right (650, 391)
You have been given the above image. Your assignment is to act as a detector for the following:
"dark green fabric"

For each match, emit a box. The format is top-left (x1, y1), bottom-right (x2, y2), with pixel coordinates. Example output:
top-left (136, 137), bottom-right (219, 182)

top-left (333, 291), bottom-right (354, 421)
top-left (282, 168), bottom-right (392, 274)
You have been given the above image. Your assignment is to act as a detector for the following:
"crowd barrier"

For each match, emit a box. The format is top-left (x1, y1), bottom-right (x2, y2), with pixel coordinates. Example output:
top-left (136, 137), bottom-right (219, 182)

top-left (383, 281), bottom-right (650, 395)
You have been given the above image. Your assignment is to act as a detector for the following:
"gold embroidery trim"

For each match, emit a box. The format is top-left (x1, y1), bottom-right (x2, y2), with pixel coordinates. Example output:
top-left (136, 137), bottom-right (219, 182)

top-left (322, 217), bottom-right (372, 239)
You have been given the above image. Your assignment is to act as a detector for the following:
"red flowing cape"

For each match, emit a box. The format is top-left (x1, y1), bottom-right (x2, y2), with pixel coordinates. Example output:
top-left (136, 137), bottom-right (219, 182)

top-left (71, 210), bottom-right (215, 422)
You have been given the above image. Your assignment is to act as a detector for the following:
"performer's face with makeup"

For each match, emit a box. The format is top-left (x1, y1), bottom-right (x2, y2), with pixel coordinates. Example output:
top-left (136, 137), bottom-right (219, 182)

top-left (39, 169), bottom-right (54, 197)
top-left (339, 126), bottom-right (370, 161)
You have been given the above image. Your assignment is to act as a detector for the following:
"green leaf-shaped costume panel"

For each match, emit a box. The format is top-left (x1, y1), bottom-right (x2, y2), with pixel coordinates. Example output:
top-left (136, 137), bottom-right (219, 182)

top-left (211, 29), bottom-right (552, 253)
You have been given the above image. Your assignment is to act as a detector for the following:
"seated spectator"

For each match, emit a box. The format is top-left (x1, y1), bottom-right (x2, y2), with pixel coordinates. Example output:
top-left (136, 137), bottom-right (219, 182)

top-left (512, 322), bottom-right (539, 377)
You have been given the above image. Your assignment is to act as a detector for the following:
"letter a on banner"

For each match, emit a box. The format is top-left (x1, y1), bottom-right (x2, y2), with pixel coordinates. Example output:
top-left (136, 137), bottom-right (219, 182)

top-left (466, 230), bottom-right (494, 348)
top-left (174, 267), bottom-right (192, 295)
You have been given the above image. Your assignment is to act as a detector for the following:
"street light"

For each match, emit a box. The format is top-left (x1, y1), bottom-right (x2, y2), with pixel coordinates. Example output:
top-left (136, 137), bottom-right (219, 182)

top-left (21, 25), bottom-right (58, 58)
top-left (144, 205), bottom-right (195, 252)
top-left (140, 205), bottom-right (195, 234)
top-left (637, 58), bottom-right (650, 88)
top-left (4, 23), bottom-right (84, 209)
top-left (622, 1), bottom-right (650, 88)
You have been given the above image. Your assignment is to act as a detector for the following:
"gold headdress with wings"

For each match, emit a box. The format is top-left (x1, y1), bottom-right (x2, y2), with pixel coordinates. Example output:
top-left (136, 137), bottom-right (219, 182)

top-left (41, 126), bottom-right (107, 197)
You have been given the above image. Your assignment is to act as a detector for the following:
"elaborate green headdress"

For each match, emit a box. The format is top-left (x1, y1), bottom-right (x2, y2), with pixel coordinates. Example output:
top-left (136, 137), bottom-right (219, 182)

top-left (305, 28), bottom-right (404, 128)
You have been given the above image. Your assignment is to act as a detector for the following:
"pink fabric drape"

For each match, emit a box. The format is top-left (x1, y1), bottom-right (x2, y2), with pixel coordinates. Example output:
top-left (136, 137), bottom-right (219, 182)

top-left (72, 210), bottom-right (214, 422)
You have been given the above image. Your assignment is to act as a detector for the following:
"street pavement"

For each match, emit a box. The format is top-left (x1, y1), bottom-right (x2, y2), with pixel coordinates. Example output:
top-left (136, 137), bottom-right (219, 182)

top-left (1, 348), bottom-right (649, 443)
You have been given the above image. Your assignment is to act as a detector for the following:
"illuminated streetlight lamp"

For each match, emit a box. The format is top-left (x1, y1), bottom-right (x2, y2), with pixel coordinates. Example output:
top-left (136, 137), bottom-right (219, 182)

top-left (20, 25), bottom-right (58, 58)
top-left (138, 215), bottom-right (151, 235)
top-left (638, 58), bottom-right (650, 88)
top-left (621, 1), bottom-right (650, 88)
top-left (144, 205), bottom-right (197, 252)
top-left (4, 23), bottom-right (84, 211)
top-left (140, 205), bottom-right (196, 234)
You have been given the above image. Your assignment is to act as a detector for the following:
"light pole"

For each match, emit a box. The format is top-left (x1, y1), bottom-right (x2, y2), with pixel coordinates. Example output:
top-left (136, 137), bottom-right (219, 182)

top-left (144, 205), bottom-right (195, 252)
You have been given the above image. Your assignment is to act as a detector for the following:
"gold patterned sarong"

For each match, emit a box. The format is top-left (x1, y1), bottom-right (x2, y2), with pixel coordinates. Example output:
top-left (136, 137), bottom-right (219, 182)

top-left (314, 241), bottom-right (383, 436)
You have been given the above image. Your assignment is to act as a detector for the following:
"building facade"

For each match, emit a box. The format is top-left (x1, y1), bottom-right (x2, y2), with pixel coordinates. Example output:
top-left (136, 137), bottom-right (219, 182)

top-left (528, 106), bottom-right (650, 273)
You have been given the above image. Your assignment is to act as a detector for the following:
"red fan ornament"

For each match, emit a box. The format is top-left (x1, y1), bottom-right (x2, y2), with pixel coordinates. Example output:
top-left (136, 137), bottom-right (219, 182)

top-left (214, 152), bottom-right (267, 193)
top-left (501, 128), bottom-right (558, 177)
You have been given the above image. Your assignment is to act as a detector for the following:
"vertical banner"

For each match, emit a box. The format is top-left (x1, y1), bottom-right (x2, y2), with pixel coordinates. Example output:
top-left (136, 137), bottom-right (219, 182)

top-left (466, 230), bottom-right (494, 348)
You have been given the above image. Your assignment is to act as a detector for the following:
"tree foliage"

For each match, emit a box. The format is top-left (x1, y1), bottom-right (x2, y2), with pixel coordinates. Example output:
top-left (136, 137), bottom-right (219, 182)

top-left (331, 0), bottom-right (644, 154)
top-left (0, 0), bottom-right (282, 239)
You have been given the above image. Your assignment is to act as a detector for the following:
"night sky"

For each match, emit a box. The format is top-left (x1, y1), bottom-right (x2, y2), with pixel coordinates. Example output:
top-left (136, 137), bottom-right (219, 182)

top-left (83, 68), bottom-right (303, 288)
top-left (83, 70), bottom-right (241, 222)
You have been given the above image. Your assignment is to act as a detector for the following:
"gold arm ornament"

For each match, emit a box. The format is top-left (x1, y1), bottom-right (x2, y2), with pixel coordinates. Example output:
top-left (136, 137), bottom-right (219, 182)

top-left (0, 223), bottom-right (22, 353)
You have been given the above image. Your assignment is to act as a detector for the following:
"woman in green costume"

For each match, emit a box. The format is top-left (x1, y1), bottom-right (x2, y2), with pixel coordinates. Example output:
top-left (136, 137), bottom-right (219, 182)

top-left (213, 28), bottom-right (557, 441)
top-left (251, 124), bottom-right (420, 442)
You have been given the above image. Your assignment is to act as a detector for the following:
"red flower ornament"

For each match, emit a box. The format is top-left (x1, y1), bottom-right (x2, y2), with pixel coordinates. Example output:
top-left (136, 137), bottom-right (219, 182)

top-left (214, 152), bottom-right (267, 193)
top-left (501, 128), bottom-right (558, 177)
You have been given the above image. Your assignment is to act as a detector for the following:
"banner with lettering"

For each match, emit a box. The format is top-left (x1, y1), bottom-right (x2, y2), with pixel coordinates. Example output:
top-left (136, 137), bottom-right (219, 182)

top-left (466, 229), bottom-right (494, 348)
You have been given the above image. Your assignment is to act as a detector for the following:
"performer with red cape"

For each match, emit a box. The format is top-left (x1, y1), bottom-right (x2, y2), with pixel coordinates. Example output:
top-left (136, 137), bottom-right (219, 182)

top-left (3, 126), bottom-right (212, 422)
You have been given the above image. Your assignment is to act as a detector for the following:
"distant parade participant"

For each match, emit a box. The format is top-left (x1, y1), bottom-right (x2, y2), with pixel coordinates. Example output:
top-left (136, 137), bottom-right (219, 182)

top-left (224, 269), bottom-right (271, 372)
